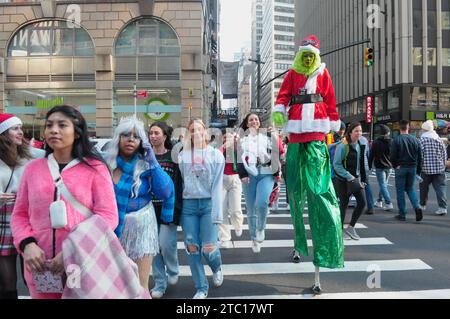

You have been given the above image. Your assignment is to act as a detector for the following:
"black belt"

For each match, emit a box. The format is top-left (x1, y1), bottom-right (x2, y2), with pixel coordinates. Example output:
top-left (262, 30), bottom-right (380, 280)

top-left (290, 94), bottom-right (323, 105)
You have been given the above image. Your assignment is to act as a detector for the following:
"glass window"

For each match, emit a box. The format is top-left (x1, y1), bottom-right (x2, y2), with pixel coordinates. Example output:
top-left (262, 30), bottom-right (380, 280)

top-left (75, 28), bottom-right (95, 56)
top-left (116, 19), bottom-right (179, 57)
top-left (410, 87), bottom-right (438, 110)
top-left (8, 29), bottom-right (28, 57)
top-left (413, 47), bottom-right (423, 66)
top-left (427, 48), bottom-right (436, 66)
top-left (443, 48), bottom-right (450, 67)
top-left (6, 20), bottom-right (94, 57)
top-left (115, 24), bottom-right (137, 56)
top-left (159, 23), bottom-right (179, 55)
top-left (29, 29), bottom-right (53, 56)
top-left (439, 88), bottom-right (450, 111)
top-left (441, 11), bottom-right (450, 30)
top-left (375, 94), bottom-right (384, 115)
top-left (139, 26), bottom-right (158, 55)
top-left (387, 89), bottom-right (400, 110)
top-left (53, 28), bottom-right (73, 56)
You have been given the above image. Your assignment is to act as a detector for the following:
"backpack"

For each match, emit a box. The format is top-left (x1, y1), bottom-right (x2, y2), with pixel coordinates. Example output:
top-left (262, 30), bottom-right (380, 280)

top-left (328, 141), bottom-right (342, 179)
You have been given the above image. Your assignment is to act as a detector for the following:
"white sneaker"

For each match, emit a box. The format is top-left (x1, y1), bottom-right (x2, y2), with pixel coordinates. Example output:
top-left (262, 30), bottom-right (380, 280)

top-left (167, 275), bottom-right (179, 286)
top-left (234, 227), bottom-right (243, 237)
top-left (255, 230), bottom-right (265, 243)
top-left (212, 269), bottom-right (224, 287)
top-left (384, 203), bottom-right (394, 211)
top-left (151, 290), bottom-right (164, 299)
top-left (343, 231), bottom-right (351, 240)
top-left (345, 227), bottom-right (360, 240)
top-left (219, 240), bottom-right (233, 249)
top-left (251, 240), bottom-right (261, 253)
top-left (374, 201), bottom-right (383, 208)
top-left (193, 291), bottom-right (207, 299)
top-left (435, 208), bottom-right (448, 216)
top-left (419, 205), bottom-right (426, 211)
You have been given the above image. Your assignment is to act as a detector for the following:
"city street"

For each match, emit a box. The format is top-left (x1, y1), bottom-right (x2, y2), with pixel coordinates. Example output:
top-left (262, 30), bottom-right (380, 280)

top-left (17, 173), bottom-right (450, 299)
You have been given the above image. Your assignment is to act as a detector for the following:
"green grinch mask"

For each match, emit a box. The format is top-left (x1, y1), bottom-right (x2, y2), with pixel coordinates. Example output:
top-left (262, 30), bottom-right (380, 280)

top-left (292, 50), bottom-right (321, 76)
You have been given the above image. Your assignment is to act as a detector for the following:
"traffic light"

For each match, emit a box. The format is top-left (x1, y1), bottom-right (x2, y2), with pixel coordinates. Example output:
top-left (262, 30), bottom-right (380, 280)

top-left (364, 48), bottom-right (374, 67)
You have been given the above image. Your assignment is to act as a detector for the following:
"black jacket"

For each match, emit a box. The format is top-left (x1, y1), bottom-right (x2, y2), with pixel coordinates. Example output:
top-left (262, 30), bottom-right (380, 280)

top-left (368, 137), bottom-right (392, 170)
top-left (390, 134), bottom-right (422, 174)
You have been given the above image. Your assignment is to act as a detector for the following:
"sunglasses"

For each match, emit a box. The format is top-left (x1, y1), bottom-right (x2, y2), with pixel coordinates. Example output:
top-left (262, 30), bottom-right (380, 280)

top-left (302, 39), bottom-right (318, 46)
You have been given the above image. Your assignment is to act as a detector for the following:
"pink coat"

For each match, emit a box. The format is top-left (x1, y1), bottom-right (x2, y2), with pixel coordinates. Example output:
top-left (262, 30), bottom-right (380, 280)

top-left (11, 157), bottom-right (118, 298)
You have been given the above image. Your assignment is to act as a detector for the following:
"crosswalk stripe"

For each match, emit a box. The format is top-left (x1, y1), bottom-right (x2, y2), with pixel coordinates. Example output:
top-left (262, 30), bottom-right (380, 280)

top-left (214, 289), bottom-right (450, 299)
top-left (177, 223), bottom-right (367, 232)
top-left (176, 237), bottom-right (393, 250)
top-left (177, 259), bottom-right (432, 276)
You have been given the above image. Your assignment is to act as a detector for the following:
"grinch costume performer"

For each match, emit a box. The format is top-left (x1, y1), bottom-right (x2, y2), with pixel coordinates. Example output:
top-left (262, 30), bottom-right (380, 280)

top-left (272, 35), bottom-right (344, 294)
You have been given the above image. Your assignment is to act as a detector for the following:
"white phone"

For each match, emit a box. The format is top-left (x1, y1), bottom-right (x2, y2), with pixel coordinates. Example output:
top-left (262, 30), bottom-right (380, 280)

top-left (49, 200), bottom-right (67, 229)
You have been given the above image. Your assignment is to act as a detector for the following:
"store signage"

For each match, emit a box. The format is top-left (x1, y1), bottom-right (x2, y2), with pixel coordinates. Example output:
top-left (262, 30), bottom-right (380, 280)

top-left (136, 90), bottom-right (148, 99)
top-left (366, 96), bottom-right (373, 123)
top-left (144, 97), bottom-right (169, 121)
top-left (36, 97), bottom-right (64, 109)
top-left (435, 113), bottom-right (450, 120)
top-left (377, 115), bottom-right (391, 121)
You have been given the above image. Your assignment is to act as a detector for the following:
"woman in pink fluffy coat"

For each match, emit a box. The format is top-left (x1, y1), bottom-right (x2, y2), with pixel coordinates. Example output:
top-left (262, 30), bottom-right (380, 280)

top-left (11, 105), bottom-right (118, 299)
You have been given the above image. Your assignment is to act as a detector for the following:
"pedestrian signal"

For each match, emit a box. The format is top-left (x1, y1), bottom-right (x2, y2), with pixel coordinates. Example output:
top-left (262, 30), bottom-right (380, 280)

top-left (364, 48), bottom-right (374, 67)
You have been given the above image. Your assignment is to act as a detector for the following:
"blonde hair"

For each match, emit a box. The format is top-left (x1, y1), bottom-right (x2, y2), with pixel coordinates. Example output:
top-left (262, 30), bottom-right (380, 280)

top-left (183, 118), bottom-right (208, 150)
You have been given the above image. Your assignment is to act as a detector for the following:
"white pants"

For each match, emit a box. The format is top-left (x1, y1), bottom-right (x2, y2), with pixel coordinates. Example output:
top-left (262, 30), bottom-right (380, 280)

top-left (218, 174), bottom-right (244, 242)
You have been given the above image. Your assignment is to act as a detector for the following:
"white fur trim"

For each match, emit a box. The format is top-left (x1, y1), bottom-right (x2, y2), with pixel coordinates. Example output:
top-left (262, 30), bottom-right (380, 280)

top-left (273, 104), bottom-right (286, 115)
top-left (298, 44), bottom-right (320, 55)
top-left (0, 116), bottom-right (22, 134)
top-left (285, 119), bottom-right (332, 134)
top-left (330, 120), bottom-right (341, 133)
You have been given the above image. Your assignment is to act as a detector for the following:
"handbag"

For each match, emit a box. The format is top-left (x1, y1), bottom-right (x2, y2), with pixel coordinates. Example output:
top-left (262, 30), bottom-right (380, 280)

top-left (32, 156), bottom-right (94, 294)
top-left (346, 177), bottom-right (365, 195)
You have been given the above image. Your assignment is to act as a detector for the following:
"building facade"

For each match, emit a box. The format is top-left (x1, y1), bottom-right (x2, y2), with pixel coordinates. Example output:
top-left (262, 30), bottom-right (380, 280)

top-left (295, 0), bottom-right (450, 137)
top-left (260, 0), bottom-right (295, 124)
top-left (250, 0), bottom-right (263, 110)
top-left (0, 0), bottom-right (219, 138)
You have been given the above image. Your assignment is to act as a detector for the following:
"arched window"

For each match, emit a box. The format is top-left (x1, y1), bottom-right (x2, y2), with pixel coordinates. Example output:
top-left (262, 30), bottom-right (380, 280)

top-left (114, 17), bottom-right (181, 127)
top-left (7, 20), bottom-right (94, 57)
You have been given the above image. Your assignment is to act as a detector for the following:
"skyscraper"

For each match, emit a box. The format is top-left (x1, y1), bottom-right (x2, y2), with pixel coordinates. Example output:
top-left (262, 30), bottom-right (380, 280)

top-left (259, 0), bottom-right (295, 123)
top-left (295, 0), bottom-right (450, 137)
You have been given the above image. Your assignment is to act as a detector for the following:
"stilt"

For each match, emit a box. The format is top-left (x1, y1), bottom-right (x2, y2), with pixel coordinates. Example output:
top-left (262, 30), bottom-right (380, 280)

top-left (311, 266), bottom-right (322, 295)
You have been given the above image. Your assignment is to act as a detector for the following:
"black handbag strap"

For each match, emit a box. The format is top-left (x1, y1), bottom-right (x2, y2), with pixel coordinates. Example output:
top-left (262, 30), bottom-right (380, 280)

top-left (3, 167), bottom-right (15, 193)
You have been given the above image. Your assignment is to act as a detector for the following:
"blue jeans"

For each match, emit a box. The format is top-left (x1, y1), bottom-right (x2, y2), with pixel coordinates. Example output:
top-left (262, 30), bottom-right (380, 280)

top-left (375, 169), bottom-right (392, 204)
top-left (395, 167), bottom-right (419, 216)
top-left (181, 199), bottom-right (222, 294)
top-left (364, 176), bottom-right (374, 210)
top-left (152, 223), bottom-right (179, 293)
top-left (242, 173), bottom-right (274, 241)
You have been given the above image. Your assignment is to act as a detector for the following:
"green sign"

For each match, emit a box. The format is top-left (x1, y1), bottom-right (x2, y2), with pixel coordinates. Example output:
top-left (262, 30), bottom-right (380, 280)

top-left (36, 97), bottom-right (64, 109)
top-left (144, 97), bottom-right (170, 121)
top-left (426, 112), bottom-right (435, 120)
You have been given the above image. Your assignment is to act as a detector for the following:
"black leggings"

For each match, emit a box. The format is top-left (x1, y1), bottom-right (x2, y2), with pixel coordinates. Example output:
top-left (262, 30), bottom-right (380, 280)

top-left (0, 255), bottom-right (18, 299)
top-left (333, 178), bottom-right (366, 227)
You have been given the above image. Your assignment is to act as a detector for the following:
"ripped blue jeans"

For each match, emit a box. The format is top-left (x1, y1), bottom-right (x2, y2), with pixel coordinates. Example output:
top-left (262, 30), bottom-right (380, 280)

top-left (181, 199), bottom-right (222, 294)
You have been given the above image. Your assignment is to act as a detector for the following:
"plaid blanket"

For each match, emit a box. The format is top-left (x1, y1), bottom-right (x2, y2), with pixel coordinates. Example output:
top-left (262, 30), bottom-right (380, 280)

top-left (61, 215), bottom-right (150, 299)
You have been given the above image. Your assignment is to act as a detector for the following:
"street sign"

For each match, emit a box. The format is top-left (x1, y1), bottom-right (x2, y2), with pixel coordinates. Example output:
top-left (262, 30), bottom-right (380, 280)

top-left (137, 90), bottom-right (149, 99)
top-left (366, 96), bottom-right (373, 123)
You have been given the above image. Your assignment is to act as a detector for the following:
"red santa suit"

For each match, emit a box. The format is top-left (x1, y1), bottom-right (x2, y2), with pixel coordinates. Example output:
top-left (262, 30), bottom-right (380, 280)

top-left (274, 64), bottom-right (341, 144)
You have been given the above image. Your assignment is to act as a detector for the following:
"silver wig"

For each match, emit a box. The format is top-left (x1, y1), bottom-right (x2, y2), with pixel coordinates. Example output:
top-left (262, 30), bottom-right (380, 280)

top-left (106, 115), bottom-right (150, 198)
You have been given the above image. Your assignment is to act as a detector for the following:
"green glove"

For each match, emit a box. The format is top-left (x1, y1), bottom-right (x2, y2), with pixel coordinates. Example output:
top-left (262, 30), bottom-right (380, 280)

top-left (272, 111), bottom-right (288, 127)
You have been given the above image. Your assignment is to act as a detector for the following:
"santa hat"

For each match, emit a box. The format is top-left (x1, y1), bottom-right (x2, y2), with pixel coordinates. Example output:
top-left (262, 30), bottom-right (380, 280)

top-left (421, 120), bottom-right (435, 132)
top-left (0, 113), bottom-right (22, 134)
top-left (298, 35), bottom-right (320, 55)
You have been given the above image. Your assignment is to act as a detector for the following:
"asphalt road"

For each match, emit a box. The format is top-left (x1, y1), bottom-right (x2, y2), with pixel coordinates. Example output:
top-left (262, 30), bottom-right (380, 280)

top-left (17, 172), bottom-right (450, 299)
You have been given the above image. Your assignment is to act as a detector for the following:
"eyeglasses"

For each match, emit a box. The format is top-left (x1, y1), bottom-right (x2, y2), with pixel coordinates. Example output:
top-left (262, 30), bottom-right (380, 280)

top-left (120, 132), bottom-right (141, 141)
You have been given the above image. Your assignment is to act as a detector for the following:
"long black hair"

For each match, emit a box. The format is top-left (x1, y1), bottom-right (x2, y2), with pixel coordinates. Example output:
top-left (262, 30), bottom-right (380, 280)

top-left (44, 105), bottom-right (105, 166)
top-left (149, 121), bottom-right (174, 150)
top-left (239, 113), bottom-right (261, 131)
